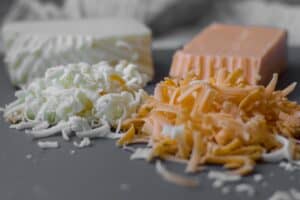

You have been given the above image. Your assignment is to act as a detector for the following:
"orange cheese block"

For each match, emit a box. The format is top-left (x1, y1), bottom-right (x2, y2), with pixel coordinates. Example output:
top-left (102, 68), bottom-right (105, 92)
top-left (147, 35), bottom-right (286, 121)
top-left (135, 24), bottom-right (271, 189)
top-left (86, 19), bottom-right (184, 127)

top-left (170, 23), bottom-right (287, 85)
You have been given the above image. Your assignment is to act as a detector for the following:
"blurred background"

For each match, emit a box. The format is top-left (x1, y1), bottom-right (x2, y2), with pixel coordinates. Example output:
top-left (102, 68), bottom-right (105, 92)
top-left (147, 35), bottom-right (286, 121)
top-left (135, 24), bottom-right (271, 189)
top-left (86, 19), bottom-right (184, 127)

top-left (1, 0), bottom-right (300, 49)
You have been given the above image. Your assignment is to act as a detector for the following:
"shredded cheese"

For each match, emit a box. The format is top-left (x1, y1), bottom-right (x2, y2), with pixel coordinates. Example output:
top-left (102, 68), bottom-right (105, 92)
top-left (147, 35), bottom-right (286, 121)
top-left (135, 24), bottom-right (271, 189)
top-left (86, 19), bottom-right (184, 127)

top-left (279, 161), bottom-right (300, 172)
top-left (37, 141), bottom-right (59, 149)
top-left (3, 61), bottom-right (147, 147)
top-left (269, 191), bottom-right (292, 200)
top-left (253, 174), bottom-right (263, 182)
top-left (73, 137), bottom-right (91, 148)
top-left (130, 148), bottom-right (152, 160)
top-left (161, 124), bottom-right (185, 139)
top-left (155, 161), bottom-right (199, 187)
top-left (25, 154), bottom-right (32, 159)
top-left (119, 70), bottom-right (300, 185)
top-left (235, 183), bottom-right (255, 197)
top-left (208, 171), bottom-right (241, 182)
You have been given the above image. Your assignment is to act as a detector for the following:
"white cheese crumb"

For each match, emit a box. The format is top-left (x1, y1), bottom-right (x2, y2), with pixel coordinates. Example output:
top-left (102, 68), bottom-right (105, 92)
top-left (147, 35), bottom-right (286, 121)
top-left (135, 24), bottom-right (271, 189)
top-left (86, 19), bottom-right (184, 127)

top-left (10, 121), bottom-right (40, 130)
top-left (37, 141), bottom-right (59, 149)
top-left (73, 137), bottom-right (91, 148)
top-left (208, 171), bottom-right (241, 182)
top-left (253, 174), bottom-right (263, 182)
top-left (212, 180), bottom-right (224, 188)
top-left (130, 148), bottom-right (151, 160)
top-left (32, 121), bottom-right (49, 131)
top-left (269, 191), bottom-right (292, 200)
top-left (263, 135), bottom-right (293, 162)
top-left (235, 183), bottom-right (255, 197)
top-left (4, 61), bottom-right (148, 149)
top-left (161, 124), bottom-right (184, 139)
top-left (25, 154), bottom-right (32, 159)
top-left (208, 171), bottom-right (241, 191)
top-left (279, 161), bottom-right (300, 172)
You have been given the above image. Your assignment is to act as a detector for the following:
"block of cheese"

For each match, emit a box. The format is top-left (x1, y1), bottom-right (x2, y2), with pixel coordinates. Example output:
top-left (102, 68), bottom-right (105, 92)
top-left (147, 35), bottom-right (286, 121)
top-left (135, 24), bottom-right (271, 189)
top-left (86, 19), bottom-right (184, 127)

top-left (170, 23), bottom-right (287, 85)
top-left (2, 18), bottom-right (153, 86)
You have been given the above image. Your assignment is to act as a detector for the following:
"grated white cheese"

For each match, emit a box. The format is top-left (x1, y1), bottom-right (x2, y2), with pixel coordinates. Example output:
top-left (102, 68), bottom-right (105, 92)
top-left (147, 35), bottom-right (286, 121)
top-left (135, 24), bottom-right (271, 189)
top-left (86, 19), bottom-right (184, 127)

top-left (3, 62), bottom-right (147, 148)
top-left (10, 121), bottom-right (40, 130)
top-left (253, 174), bottom-right (263, 182)
top-left (130, 148), bottom-right (152, 160)
top-left (269, 189), bottom-right (300, 200)
top-left (25, 154), bottom-right (32, 159)
top-left (263, 135), bottom-right (293, 162)
top-left (73, 137), bottom-right (91, 148)
top-left (70, 150), bottom-right (76, 155)
top-left (37, 141), bottom-right (59, 149)
top-left (269, 191), bottom-right (292, 200)
top-left (208, 171), bottom-right (241, 192)
top-left (279, 161), bottom-right (300, 172)
top-left (161, 124), bottom-right (185, 139)
top-left (208, 171), bottom-right (241, 182)
top-left (235, 183), bottom-right (255, 197)
top-left (212, 180), bottom-right (224, 189)
top-left (32, 121), bottom-right (49, 131)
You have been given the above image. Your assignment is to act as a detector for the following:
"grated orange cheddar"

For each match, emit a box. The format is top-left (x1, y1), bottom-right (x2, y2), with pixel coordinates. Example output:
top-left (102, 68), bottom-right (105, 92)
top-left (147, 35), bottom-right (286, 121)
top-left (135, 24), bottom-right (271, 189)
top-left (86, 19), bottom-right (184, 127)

top-left (118, 69), bottom-right (300, 185)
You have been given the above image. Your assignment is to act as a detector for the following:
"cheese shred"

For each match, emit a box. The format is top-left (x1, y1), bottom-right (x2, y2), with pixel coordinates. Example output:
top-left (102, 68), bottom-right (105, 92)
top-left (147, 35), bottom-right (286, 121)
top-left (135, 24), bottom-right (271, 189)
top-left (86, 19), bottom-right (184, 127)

top-left (155, 161), bottom-right (199, 187)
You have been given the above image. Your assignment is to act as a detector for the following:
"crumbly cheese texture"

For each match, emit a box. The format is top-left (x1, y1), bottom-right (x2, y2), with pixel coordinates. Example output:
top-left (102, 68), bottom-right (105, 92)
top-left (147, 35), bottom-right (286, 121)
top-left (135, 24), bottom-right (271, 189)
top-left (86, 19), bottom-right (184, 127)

top-left (2, 18), bottom-right (153, 86)
top-left (3, 61), bottom-right (147, 141)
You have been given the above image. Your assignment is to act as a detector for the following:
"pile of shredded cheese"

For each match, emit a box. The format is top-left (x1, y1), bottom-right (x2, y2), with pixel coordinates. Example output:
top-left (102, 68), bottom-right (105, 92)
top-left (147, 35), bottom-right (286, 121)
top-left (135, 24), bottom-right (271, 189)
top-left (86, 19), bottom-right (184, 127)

top-left (118, 69), bottom-right (300, 184)
top-left (2, 61), bottom-right (147, 146)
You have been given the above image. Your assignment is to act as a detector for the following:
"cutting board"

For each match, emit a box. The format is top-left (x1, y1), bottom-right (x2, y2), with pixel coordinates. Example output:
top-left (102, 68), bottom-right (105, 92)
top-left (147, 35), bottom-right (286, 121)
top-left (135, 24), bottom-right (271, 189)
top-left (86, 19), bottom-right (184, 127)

top-left (0, 49), bottom-right (300, 200)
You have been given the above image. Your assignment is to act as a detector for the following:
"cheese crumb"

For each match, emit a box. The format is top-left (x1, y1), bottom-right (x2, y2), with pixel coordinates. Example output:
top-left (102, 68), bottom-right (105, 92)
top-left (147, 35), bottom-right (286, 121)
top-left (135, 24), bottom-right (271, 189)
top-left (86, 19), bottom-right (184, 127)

top-left (279, 161), bottom-right (300, 172)
top-left (212, 180), bottom-right (224, 188)
top-left (70, 150), bottom-right (76, 155)
top-left (73, 137), bottom-right (91, 148)
top-left (208, 171), bottom-right (241, 182)
top-left (25, 154), bottom-right (32, 159)
top-left (235, 183), bottom-right (255, 197)
top-left (37, 141), bottom-right (59, 149)
top-left (269, 191), bottom-right (292, 200)
top-left (253, 174), bottom-right (263, 182)
top-left (130, 148), bottom-right (151, 160)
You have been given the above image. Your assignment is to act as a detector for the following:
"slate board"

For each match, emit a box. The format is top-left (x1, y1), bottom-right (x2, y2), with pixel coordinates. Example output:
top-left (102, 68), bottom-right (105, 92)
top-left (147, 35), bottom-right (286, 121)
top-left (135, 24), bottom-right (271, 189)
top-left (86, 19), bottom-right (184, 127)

top-left (0, 49), bottom-right (300, 200)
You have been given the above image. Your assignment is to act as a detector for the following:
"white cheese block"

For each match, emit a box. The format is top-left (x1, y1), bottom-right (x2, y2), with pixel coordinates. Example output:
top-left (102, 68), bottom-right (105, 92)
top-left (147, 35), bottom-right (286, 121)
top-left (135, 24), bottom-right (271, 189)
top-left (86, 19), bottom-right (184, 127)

top-left (2, 18), bottom-right (153, 86)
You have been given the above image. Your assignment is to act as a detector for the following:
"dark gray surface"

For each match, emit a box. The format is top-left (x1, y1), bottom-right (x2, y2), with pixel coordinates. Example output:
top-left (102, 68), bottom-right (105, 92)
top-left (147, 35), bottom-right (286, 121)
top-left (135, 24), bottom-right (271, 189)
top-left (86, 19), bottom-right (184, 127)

top-left (0, 49), bottom-right (300, 200)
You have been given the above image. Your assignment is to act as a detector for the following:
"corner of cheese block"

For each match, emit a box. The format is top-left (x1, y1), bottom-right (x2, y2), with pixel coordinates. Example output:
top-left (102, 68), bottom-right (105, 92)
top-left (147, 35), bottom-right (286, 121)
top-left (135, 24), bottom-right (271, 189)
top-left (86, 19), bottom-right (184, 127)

top-left (258, 30), bottom-right (287, 85)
